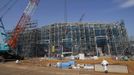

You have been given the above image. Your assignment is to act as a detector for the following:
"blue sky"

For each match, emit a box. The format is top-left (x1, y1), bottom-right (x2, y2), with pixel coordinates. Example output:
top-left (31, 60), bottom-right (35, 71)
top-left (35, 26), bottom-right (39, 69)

top-left (0, 0), bottom-right (134, 36)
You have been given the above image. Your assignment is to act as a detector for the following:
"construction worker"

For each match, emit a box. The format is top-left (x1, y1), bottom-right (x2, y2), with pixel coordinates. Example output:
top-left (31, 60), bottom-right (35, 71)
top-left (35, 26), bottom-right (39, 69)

top-left (101, 59), bottom-right (109, 73)
top-left (61, 54), bottom-right (64, 60)
top-left (15, 60), bottom-right (20, 64)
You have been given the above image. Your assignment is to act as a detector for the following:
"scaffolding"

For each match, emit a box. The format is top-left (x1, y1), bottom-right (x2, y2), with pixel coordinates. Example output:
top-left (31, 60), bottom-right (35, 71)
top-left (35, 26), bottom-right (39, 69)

top-left (16, 21), bottom-right (41, 57)
top-left (39, 21), bottom-right (129, 56)
top-left (128, 36), bottom-right (134, 55)
top-left (16, 21), bottom-right (129, 57)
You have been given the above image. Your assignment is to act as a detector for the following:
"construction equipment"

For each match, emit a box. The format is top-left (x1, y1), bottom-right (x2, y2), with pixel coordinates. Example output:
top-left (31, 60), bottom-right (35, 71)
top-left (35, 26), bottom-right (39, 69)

top-left (0, 0), bottom-right (39, 62)
top-left (79, 13), bottom-right (85, 22)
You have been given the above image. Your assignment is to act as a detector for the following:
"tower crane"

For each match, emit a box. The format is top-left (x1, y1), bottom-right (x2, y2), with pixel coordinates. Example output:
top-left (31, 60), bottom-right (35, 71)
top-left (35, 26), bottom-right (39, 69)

top-left (0, 0), bottom-right (40, 62)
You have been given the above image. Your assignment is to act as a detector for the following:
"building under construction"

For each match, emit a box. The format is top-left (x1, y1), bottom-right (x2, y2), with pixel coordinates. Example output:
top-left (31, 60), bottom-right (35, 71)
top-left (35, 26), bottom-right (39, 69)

top-left (16, 21), bottom-right (129, 57)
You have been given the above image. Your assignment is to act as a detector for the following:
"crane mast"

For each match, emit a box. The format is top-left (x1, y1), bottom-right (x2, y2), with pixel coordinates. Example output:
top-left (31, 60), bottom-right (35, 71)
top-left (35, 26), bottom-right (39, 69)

top-left (8, 0), bottom-right (39, 49)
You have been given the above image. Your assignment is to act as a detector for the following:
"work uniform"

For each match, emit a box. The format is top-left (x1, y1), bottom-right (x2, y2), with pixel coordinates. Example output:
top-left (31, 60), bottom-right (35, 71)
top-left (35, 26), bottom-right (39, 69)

top-left (101, 60), bottom-right (109, 73)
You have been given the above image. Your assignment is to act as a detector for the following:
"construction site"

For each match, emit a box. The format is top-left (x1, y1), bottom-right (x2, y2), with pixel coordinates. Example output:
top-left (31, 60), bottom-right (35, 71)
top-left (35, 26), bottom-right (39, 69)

top-left (16, 21), bottom-right (130, 57)
top-left (0, 0), bottom-right (134, 75)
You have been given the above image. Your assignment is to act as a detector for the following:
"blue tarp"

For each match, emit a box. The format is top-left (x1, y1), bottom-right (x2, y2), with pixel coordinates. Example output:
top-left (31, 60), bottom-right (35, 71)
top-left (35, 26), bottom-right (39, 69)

top-left (58, 61), bottom-right (75, 69)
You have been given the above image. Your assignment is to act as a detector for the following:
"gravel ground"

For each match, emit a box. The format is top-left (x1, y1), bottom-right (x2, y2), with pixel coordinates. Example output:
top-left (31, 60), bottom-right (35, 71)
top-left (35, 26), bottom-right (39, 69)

top-left (0, 59), bottom-right (133, 75)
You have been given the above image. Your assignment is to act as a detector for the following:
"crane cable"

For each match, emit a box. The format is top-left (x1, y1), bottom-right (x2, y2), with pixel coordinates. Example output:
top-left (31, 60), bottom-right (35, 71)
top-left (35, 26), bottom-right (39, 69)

top-left (79, 13), bottom-right (85, 22)
top-left (0, 18), bottom-right (7, 36)
top-left (0, 0), bottom-right (11, 13)
top-left (0, 0), bottom-right (18, 36)
top-left (0, 0), bottom-right (18, 18)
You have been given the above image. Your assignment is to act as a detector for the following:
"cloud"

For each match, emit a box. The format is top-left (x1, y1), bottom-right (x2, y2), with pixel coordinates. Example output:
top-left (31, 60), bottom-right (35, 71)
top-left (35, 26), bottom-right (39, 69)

top-left (120, 0), bottom-right (134, 8)
top-left (116, 0), bottom-right (134, 8)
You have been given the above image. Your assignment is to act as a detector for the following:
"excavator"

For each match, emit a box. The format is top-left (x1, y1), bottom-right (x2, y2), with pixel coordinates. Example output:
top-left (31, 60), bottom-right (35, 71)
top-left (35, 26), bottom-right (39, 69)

top-left (0, 0), bottom-right (39, 62)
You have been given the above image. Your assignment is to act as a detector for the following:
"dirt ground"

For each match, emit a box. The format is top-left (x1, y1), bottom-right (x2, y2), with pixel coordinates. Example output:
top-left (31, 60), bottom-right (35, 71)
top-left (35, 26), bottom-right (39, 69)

top-left (0, 57), bottom-right (134, 75)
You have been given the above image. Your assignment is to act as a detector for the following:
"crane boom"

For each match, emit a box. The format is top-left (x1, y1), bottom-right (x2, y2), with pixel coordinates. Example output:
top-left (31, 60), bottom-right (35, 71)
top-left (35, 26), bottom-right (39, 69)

top-left (79, 13), bottom-right (85, 22)
top-left (8, 0), bottom-right (39, 49)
